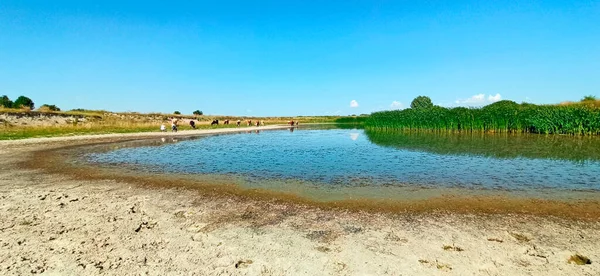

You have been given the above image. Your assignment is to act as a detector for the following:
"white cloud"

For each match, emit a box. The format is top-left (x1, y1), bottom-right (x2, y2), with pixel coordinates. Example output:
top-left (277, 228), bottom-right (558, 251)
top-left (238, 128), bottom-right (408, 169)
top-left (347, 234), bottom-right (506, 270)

top-left (455, 93), bottom-right (503, 106)
top-left (349, 133), bottom-right (360, 141)
top-left (462, 94), bottom-right (486, 104)
top-left (488, 93), bottom-right (502, 103)
top-left (350, 100), bottom-right (359, 108)
top-left (390, 101), bottom-right (404, 110)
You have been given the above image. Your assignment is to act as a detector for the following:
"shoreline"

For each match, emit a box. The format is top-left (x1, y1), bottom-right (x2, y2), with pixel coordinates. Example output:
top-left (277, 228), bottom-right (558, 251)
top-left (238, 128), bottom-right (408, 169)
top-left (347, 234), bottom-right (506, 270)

top-left (0, 124), bottom-right (291, 145)
top-left (1, 128), bottom-right (599, 274)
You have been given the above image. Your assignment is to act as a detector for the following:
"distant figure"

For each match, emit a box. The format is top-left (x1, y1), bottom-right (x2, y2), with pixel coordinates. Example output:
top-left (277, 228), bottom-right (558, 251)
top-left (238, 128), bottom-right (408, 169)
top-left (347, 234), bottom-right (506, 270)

top-left (247, 120), bottom-right (252, 126)
top-left (288, 120), bottom-right (295, 126)
top-left (224, 120), bottom-right (230, 125)
top-left (189, 120), bottom-right (196, 129)
top-left (160, 124), bottom-right (166, 132)
top-left (211, 119), bottom-right (219, 125)
top-left (171, 117), bottom-right (178, 132)
top-left (236, 120), bottom-right (241, 127)
top-left (255, 121), bottom-right (260, 127)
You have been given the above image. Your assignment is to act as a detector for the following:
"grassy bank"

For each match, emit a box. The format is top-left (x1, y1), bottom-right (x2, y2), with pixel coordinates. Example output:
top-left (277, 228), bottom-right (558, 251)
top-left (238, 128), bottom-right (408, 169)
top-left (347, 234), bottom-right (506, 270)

top-left (365, 100), bottom-right (600, 135)
top-left (0, 124), bottom-right (245, 140)
top-left (0, 109), bottom-right (340, 140)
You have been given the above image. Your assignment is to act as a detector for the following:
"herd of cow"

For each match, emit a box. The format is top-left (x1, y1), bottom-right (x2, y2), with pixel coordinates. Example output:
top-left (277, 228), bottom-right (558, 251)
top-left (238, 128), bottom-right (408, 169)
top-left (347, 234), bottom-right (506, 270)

top-left (209, 119), bottom-right (299, 127)
top-left (210, 119), bottom-right (264, 126)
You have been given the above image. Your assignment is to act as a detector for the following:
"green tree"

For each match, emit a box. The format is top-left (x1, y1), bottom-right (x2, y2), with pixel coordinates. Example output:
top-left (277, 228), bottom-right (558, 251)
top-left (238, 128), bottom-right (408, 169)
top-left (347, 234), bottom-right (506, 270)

top-left (173, 111), bottom-right (181, 115)
top-left (13, 96), bottom-right (35, 109)
top-left (193, 110), bottom-right (203, 115)
top-left (410, 96), bottom-right (434, 109)
top-left (582, 95), bottom-right (597, 102)
top-left (0, 95), bottom-right (13, 108)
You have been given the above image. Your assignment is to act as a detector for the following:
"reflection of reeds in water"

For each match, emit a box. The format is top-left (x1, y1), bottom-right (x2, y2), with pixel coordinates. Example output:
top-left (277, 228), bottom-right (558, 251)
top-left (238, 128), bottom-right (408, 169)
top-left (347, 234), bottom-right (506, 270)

top-left (365, 129), bottom-right (600, 162)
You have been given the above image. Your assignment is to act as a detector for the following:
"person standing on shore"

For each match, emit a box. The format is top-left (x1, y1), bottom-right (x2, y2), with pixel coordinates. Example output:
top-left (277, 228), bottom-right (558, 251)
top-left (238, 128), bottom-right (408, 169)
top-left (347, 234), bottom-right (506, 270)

top-left (171, 117), bottom-right (178, 132)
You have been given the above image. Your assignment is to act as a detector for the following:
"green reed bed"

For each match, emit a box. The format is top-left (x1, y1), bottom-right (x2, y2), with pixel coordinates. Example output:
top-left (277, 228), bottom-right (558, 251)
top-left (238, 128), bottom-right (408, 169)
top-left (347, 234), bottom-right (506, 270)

top-left (335, 116), bottom-right (369, 124)
top-left (365, 101), bottom-right (600, 135)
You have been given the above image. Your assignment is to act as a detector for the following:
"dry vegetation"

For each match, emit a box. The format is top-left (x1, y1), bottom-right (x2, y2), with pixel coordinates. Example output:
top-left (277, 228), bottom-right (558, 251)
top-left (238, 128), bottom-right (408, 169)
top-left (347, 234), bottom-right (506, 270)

top-left (0, 108), bottom-right (339, 140)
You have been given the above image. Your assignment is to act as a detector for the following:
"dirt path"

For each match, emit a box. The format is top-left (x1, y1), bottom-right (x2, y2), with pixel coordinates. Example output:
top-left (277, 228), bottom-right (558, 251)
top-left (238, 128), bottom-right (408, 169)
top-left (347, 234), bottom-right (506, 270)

top-left (0, 128), bottom-right (598, 275)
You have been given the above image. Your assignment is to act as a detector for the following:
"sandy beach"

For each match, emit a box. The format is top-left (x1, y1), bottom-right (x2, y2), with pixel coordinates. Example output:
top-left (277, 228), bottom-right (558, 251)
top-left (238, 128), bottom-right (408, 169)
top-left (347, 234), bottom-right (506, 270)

top-left (1, 127), bottom-right (599, 275)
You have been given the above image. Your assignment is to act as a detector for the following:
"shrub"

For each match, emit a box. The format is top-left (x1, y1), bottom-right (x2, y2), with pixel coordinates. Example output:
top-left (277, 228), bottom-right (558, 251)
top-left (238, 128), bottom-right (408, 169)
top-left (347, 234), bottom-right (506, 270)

top-left (582, 95), bottom-right (597, 102)
top-left (39, 104), bottom-right (61, 112)
top-left (173, 111), bottom-right (181, 115)
top-left (13, 96), bottom-right (35, 110)
top-left (193, 110), bottom-right (203, 115)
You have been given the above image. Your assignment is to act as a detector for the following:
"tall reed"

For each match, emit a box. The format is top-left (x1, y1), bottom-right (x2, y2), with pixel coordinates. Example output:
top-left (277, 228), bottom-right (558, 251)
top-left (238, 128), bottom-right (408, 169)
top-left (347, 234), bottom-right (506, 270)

top-left (365, 100), bottom-right (600, 135)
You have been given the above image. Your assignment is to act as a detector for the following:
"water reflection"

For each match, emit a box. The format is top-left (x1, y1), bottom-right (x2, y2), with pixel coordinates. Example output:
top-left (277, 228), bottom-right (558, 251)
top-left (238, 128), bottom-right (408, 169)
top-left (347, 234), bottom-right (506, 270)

top-left (365, 129), bottom-right (600, 162)
top-left (86, 128), bottom-right (600, 192)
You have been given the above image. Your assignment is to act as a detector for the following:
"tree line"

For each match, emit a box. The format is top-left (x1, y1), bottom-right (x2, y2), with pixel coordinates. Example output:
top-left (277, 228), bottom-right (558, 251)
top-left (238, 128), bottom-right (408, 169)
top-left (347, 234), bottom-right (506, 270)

top-left (1, 95), bottom-right (63, 111)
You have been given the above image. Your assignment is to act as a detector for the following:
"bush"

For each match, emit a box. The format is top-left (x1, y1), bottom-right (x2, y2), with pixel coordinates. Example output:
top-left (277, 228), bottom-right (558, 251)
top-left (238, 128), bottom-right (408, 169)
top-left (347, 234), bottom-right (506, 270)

top-left (173, 111), bottom-right (181, 115)
top-left (39, 104), bottom-right (61, 112)
top-left (13, 96), bottom-right (35, 110)
top-left (193, 110), bottom-right (203, 115)
top-left (582, 95), bottom-right (597, 102)
top-left (0, 95), bottom-right (13, 108)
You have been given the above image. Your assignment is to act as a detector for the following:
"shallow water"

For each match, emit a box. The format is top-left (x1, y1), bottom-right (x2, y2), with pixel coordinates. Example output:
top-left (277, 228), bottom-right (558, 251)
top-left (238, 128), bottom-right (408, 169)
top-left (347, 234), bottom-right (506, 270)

top-left (86, 127), bottom-right (600, 195)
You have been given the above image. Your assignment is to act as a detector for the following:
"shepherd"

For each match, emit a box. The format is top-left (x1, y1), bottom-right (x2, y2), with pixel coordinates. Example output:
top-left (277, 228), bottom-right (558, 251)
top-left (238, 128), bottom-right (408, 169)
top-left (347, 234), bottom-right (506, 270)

top-left (171, 117), bottom-right (178, 132)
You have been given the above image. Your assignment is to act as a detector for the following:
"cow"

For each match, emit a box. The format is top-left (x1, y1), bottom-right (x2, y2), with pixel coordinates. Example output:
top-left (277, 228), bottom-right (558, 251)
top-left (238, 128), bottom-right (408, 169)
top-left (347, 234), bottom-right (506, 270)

top-left (247, 120), bottom-right (252, 126)
top-left (224, 120), bottom-right (230, 125)
top-left (236, 120), bottom-right (241, 127)
top-left (211, 119), bottom-right (219, 125)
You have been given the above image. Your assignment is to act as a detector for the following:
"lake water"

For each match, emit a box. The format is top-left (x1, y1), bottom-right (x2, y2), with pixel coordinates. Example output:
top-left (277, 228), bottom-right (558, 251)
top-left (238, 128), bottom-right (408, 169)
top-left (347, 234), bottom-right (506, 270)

top-left (85, 127), bottom-right (600, 196)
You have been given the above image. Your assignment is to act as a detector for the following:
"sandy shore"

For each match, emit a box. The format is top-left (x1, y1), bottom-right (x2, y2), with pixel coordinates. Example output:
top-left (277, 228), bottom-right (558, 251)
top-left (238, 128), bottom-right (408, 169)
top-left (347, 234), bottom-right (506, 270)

top-left (1, 127), bottom-right (599, 275)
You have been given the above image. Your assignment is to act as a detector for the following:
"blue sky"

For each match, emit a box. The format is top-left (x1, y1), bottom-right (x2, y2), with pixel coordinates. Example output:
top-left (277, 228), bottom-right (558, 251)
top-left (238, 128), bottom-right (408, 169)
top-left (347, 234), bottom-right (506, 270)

top-left (1, 1), bottom-right (598, 116)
